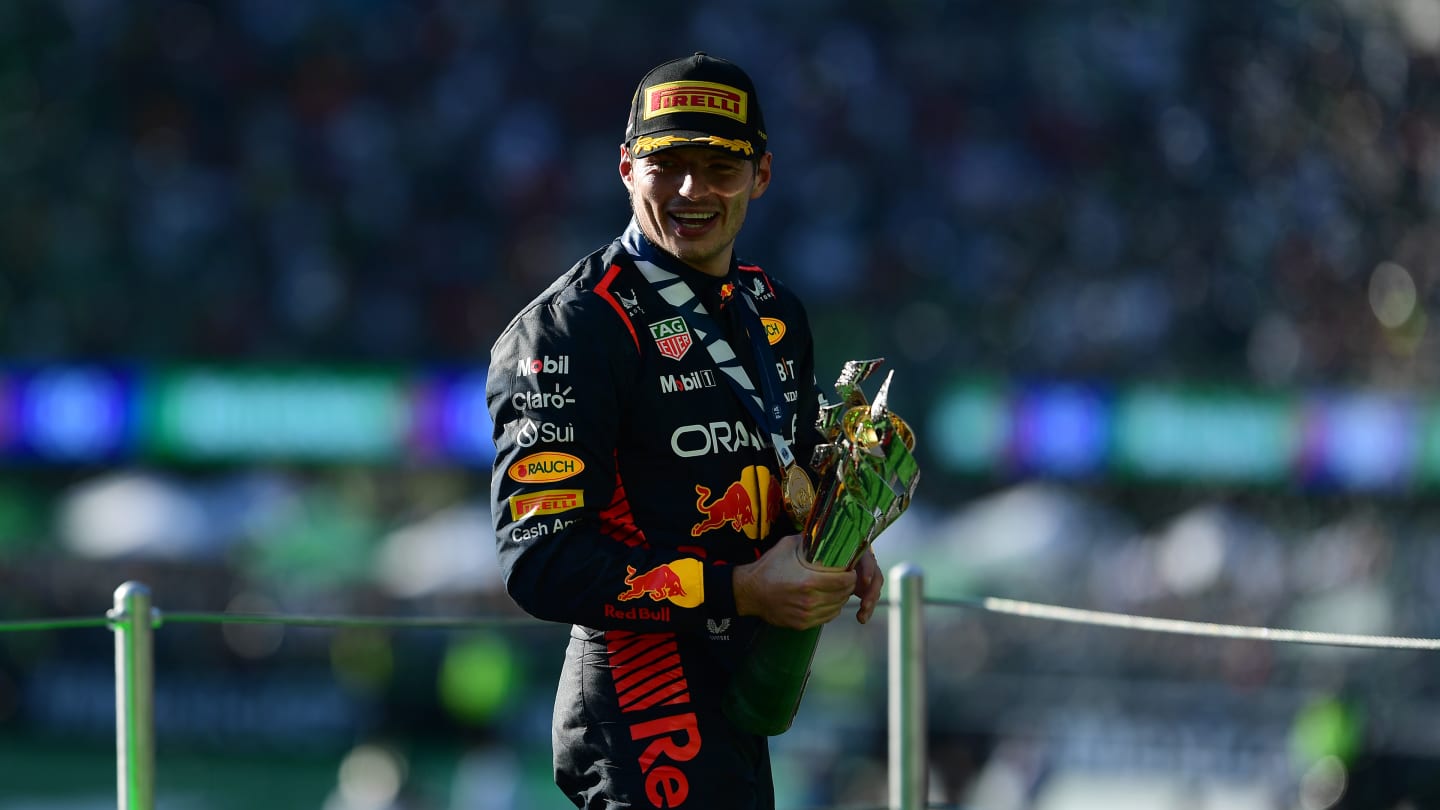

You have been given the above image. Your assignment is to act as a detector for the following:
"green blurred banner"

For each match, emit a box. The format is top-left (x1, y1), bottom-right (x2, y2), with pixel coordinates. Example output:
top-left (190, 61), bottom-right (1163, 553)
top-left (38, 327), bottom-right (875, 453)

top-left (145, 367), bottom-right (411, 462)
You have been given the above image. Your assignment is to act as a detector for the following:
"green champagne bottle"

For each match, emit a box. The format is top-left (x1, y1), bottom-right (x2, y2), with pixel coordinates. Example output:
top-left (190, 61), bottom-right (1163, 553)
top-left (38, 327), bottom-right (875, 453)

top-left (722, 623), bottom-right (823, 736)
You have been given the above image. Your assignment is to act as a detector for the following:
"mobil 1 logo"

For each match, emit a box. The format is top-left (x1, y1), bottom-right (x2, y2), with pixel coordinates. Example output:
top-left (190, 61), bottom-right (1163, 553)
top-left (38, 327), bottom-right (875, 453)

top-left (660, 369), bottom-right (717, 394)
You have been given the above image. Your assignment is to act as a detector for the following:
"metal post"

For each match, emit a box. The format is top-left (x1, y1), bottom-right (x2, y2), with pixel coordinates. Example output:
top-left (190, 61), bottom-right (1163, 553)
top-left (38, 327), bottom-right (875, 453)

top-left (109, 582), bottom-right (155, 810)
top-left (888, 563), bottom-right (926, 810)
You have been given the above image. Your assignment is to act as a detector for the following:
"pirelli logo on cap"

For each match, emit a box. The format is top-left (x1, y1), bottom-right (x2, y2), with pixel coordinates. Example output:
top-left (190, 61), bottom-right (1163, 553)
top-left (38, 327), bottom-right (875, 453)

top-left (644, 80), bottom-right (747, 123)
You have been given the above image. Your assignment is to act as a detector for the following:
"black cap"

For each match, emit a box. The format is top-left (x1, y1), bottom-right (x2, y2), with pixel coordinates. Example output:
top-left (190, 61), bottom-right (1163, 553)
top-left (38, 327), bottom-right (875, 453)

top-left (624, 52), bottom-right (767, 159)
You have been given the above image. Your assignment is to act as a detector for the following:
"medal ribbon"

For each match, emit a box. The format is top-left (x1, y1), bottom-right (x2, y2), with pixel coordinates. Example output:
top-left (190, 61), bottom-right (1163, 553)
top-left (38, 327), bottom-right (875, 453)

top-left (621, 222), bottom-right (799, 470)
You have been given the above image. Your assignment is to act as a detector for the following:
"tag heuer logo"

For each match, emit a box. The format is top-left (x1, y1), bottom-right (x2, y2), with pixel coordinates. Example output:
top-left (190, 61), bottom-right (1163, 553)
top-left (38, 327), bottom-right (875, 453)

top-left (649, 317), bottom-right (693, 361)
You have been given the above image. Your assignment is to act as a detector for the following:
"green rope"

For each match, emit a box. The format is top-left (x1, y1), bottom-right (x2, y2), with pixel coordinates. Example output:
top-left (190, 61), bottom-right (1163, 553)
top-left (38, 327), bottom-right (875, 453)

top-left (0, 612), bottom-right (565, 634)
top-left (160, 611), bottom-right (556, 630)
top-left (0, 617), bottom-right (113, 632)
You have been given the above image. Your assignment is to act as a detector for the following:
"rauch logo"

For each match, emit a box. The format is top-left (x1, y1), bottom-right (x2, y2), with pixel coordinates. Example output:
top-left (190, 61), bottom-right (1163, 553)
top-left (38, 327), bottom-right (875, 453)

top-left (507, 451), bottom-right (584, 483)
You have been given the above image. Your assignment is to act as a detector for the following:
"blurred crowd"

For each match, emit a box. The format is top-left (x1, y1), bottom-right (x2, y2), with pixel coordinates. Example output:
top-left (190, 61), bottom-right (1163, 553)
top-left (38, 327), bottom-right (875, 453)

top-left (6, 0), bottom-right (1440, 807)
top-left (2, 0), bottom-right (1440, 397)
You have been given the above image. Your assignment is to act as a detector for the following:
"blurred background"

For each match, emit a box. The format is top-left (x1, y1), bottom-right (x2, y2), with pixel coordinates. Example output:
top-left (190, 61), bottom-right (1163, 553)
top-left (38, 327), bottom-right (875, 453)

top-left (3, 0), bottom-right (1440, 807)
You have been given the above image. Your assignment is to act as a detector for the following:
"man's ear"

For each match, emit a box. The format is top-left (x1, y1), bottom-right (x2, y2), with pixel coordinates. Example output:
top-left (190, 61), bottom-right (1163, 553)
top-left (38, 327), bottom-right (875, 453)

top-left (750, 152), bottom-right (773, 200)
top-left (618, 144), bottom-right (635, 193)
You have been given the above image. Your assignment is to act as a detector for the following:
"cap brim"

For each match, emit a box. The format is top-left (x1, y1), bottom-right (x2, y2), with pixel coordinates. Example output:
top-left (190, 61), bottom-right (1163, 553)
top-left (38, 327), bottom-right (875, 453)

top-left (628, 129), bottom-right (761, 158)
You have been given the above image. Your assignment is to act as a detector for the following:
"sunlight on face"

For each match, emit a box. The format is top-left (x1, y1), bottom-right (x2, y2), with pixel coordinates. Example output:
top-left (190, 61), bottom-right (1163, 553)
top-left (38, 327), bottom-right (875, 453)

top-left (621, 146), bottom-right (772, 278)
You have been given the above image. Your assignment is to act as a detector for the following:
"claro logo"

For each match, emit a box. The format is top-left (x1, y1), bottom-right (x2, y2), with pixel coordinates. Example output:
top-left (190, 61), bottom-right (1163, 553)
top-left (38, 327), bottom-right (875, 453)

top-left (507, 451), bottom-right (584, 483)
top-left (511, 384), bottom-right (576, 410)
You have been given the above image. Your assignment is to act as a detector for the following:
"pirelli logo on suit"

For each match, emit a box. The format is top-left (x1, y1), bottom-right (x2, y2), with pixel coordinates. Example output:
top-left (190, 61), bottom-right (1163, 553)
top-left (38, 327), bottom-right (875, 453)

top-left (508, 488), bottom-right (583, 521)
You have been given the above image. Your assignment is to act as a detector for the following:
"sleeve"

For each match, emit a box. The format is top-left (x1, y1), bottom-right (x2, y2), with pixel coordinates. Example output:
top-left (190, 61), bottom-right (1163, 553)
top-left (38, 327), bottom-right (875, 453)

top-left (487, 292), bottom-right (733, 632)
top-left (786, 292), bottom-right (826, 476)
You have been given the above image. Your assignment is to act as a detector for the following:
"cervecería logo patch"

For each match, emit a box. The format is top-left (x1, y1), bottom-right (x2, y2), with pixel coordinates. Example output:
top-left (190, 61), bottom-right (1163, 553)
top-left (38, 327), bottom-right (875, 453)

top-left (509, 488), bottom-right (583, 521)
top-left (617, 559), bottom-right (704, 608)
top-left (643, 80), bottom-right (747, 123)
top-left (507, 451), bottom-right (584, 483)
top-left (649, 317), bottom-right (693, 361)
top-left (761, 317), bottom-right (785, 345)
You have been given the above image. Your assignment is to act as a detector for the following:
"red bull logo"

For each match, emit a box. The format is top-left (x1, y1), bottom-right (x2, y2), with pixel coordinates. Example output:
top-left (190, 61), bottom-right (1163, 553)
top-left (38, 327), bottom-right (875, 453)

top-left (690, 465), bottom-right (783, 540)
top-left (604, 604), bottom-right (671, 622)
top-left (617, 559), bottom-right (704, 608)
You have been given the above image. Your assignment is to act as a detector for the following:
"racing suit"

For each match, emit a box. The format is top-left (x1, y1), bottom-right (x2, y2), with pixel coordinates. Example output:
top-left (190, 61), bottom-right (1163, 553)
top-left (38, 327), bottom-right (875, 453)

top-left (487, 219), bottom-right (823, 809)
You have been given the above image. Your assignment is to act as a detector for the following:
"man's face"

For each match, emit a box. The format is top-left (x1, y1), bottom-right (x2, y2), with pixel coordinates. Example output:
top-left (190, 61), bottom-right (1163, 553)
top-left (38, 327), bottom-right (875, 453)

top-left (620, 145), bottom-right (772, 278)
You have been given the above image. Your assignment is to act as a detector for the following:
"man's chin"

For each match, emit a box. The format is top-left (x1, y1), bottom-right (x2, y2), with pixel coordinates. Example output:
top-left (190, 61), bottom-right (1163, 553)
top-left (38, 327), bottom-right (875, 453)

top-left (663, 242), bottom-right (723, 272)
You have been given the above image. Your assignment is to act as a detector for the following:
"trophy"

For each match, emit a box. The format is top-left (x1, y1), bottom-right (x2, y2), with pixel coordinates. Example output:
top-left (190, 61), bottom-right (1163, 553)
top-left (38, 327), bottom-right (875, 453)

top-left (723, 359), bottom-right (920, 736)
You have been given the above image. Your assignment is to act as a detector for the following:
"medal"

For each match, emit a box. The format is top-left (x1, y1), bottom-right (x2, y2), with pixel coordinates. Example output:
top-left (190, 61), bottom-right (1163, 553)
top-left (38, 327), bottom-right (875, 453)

top-left (781, 463), bottom-right (815, 528)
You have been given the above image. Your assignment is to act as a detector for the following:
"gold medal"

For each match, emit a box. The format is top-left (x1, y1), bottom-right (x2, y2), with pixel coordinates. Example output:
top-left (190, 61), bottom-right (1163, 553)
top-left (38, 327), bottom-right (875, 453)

top-left (781, 464), bottom-right (815, 528)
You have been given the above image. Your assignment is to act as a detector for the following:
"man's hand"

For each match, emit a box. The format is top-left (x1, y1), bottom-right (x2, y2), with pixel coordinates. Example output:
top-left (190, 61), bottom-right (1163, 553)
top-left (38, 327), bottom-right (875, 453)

top-left (733, 534), bottom-right (856, 630)
top-left (852, 549), bottom-right (884, 625)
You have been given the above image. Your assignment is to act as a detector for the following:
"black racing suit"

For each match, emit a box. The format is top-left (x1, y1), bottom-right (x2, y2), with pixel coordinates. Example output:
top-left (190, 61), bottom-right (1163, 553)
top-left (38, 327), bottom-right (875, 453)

top-left (487, 220), bottom-right (823, 809)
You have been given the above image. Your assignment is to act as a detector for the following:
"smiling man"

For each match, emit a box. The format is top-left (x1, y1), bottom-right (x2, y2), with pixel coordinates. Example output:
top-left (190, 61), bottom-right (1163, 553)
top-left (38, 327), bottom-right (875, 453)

top-left (486, 53), bottom-right (884, 809)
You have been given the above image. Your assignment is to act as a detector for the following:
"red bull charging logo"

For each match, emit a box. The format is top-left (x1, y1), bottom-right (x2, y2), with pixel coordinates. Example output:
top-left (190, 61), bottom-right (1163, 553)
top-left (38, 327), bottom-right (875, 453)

top-left (617, 559), bottom-right (704, 608)
top-left (690, 465), bottom-right (783, 540)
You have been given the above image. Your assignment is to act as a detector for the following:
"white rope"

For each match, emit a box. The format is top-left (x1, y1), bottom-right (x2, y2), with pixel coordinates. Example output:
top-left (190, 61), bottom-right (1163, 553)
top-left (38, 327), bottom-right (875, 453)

top-left (927, 597), bottom-right (1440, 651)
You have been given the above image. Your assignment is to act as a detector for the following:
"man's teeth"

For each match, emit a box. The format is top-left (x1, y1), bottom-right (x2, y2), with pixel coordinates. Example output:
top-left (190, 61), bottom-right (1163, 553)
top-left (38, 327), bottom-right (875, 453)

top-left (673, 212), bottom-right (716, 222)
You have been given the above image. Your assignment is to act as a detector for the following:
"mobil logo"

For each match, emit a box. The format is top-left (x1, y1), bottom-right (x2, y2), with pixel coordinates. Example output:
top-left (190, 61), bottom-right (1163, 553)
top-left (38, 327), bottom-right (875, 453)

top-left (507, 451), bottom-right (584, 483)
top-left (617, 558), bottom-right (703, 608)
top-left (690, 465), bottom-right (784, 540)
top-left (518, 355), bottom-right (570, 376)
top-left (659, 370), bottom-right (717, 395)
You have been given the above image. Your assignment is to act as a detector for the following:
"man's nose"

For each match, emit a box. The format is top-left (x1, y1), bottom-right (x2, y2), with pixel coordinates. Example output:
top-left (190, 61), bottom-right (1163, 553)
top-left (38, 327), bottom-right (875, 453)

top-left (677, 167), bottom-right (713, 197)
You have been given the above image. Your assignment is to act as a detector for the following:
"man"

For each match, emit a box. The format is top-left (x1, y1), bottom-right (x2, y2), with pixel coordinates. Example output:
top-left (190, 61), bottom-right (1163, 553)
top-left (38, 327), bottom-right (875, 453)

top-left (487, 52), bottom-right (884, 809)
